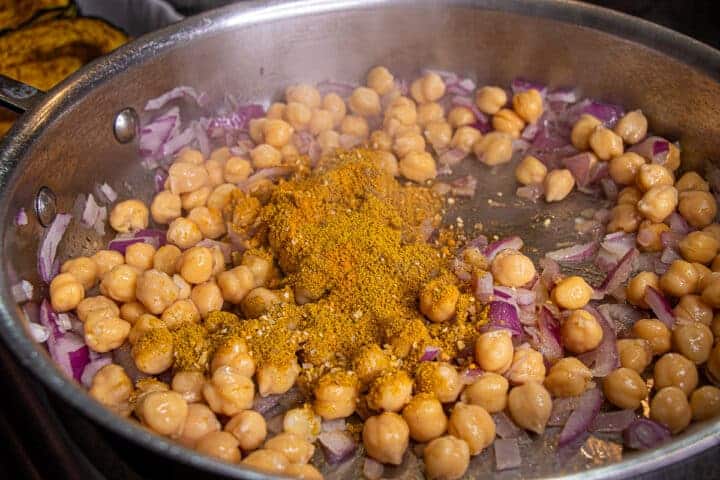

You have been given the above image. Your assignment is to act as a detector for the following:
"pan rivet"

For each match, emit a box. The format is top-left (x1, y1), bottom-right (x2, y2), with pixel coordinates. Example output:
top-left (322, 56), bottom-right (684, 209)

top-left (114, 108), bottom-right (138, 144)
top-left (35, 186), bottom-right (57, 227)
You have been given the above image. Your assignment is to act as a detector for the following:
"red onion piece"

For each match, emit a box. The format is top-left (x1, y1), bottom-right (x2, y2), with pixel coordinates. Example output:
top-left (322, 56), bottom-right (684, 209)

top-left (623, 419), bottom-right (671, 450)
top-left (644, 286), bottom-right (675, 328)
top-left (494, 438), bottom-right (522, 471)
top-left (316, 80), bottom-right (356, 98)
top-left (154, 168), bottom-right (169, 193)
top-left (363, 457), bottom-right (384, 480)
top-left (37, 213), bottom-right (72, 283)
top-left (81, 193), bottom-right (107, 235)
top-left (12, 279), bottom-right (34, 303)
top-left (666, 212), bottom-right (691, 234)
top-left (29, 322), bottom-right (50, 343)
top-left (548, 397), bottom-right (580, 427)
top-left (539, 257), bottom-right (562, 288)
top-left (600, 178), bottom-right (619, 200)
top-left (660, 231), bottom-right (683, 249)
top-left (546, 241), bottom-right (599, 263)
top-left (510, 77), bottom-right (547, 97)
top-left (460, 368), bottom-right (484, 385)
top-left (578, 306), bottom-right (619, 377)
top-left (449, 175), bottom-right (477, 197)
top-left (590, 410), bottom-right (637, 432)
top-left (629, 136), bottom-right (672, 165)
top-left (80, 355), bottom-right (112, 387)
top-left (562, 152), bottom-right (596, 187)
top-left (139, 107), bottom-right (179, 164)
top-left (516, 183), bottom-right (543, 202)
top-left (547, 87), bottom-right (579, 103)
top-left (39, 300), bottom-right (89, 381)
top-left (144, 86), bottom-right (208, 111)
top-left (450, 95), bottom-right (487, 125)
top-left (600, 231), bottom-right (636, 259)
top-left (597, 303), bottom-right (642, 335)
top-left (15, 207), bottom-right (28, 226)
top-left (592, 248), bottom-right (638, 300)
top-left (487, 301), bottom-right (523, 336)
top-left (420, 346), bottom-right (440, 362)
top-left (252, 394), bottom-right (281, 416)
top-left (107, 234), bottom-right (161, 254)
top-left (521, 121), bottom-right (541, 141)
top-left (567, 99), bottom-right (624, 127)
top-left (483, 236), bottom-right (524, 261)
top-left (98, 183), bottom-right (118, 203)
top-left (321, 418), bottom-right (346, 433)
top-left (534, 306), bottom-right (563, 362)
top-left (558, 388), bottom-right (603, 446)
top-left (162, 125), bottom-right (196, 158)
top-left (660, 246), bottom-right (681, 265)
top-left (318, 431), bottom-right (357, 465)
top-left (438, 148), bottom-right (468, 166)
top-left (206, 104), bottom-right (264, 137)
top-left (472, 271), bottom-right (494, 303)
top-left (493, 412), bottom-right (523, 439)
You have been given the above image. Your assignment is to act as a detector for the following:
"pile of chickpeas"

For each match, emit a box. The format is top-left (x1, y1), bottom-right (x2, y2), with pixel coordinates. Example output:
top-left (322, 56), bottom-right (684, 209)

top-left (44, 65), bottom-right (720, 480)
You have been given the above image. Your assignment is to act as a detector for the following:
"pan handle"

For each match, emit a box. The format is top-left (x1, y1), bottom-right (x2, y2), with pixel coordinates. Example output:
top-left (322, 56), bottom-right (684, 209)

top-left (0, 74), bottom-right (45, 114)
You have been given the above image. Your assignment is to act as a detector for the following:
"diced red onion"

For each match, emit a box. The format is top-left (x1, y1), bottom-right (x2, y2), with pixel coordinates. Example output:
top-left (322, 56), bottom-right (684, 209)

top-left (493, 412), bottom-right (523, 439)
top-left (558, 388), bottom-right (603, 446)
top-left (644, 286), bottom-right (675, 328)
top-left (660, 246), bottom-right (681, 265)
top-left (420, 346), bottom-right (440, 362)
top-left (600, 231), bottom-right (636, 259)
top-left (539, 257), bottom-right (562, 288)
top-left (483, 236), bottom-right (523, 261)
top-left (267, 414), bottom-right (284, 434)
top-left (37, 213), bottom-right (72, 283)
top-left (628, 136), bottom-right (672, 166)
top-left (521, 121), bottom-right (541, 141)
top-left (107, 234), bottom-right (161, 254)
top-left (139, 107), bottom-right (179, 164)
top-left (666, 212), bottom-right (691, 234)
top-left (98, 183), bottom-right (118, 203)
top-left (567, 99), bottom-right (624, 127)
top-left (39, 300), bottom-right (89, 381)
top-left (592, 248), bottom-right (638, 300)
top-left (12, 279), bottom-right (34, 303)
top-left (322, 418), bottom-right (346, 433)
top-left (510, 78), bottom-right (547, 97)
top-left (437, 148), bottom-right (468, 166)
top-left (487, 301), bottom-right (522, 336)
top-left (29, 322), bottom-right (50, 343)
top-left (516, 183), bottom-right (543, 202)
top-left (450, 95), bottom-right (487, 125)
top-left (601, 178), bottom-right (619, 200)
top-left (534, 306), bottom-right (563, 362)
top-left (436, 165), bottom-right (453, 177)
top-left (547, 87), bottom-right (579, 103)
top-left (472, 271), bottom-right (494, 303)
top-left (80, 355), bottom-right (112, 388)
top-left (144, 86), bottom-right (208, 111)
top-left (511, 138), bottom-right (531, 153)
top-left (363, 457), bottom-right (384, 480)
top-left (206, 104), bottom-right (264, 137)
top-left (252, 393), bottom-right (281, 415)
top-left (562, 152), bottom-right (596, 187)
top-left (590, 410), bottom-right (637, 433)
top-left (518, 304), bottom-right (537, 325)
top-left (597, 303), bottom-right (642, 335)
top-left (15, 207), bottom-right (28, 226)
top-left (154, 168), bottom-right (168, 193)
top-left (162, 125), bottom-right (196, 158)
top-left (192, 120), bottom-right (211, 158)
top-left (460, 367), bottom-right (483, 385)
top-left (494, 438), bottom-right (522, 471)
top-left (546, 241), bottom-right (598, 263)
top-left (623, 419), bottom-right (671, 450)
top-left (450, 175), bottom-right (477, 197)
top-left (81, 193), bottom-right (107, 235)
top-left (578, 306), bottom-right (619, 377)
top-left (548, 397), bottom-right (580, 427)
top-left (318, 431), bottom-right (357, 465)
top-left (660, 231), bottom-right (683, 249)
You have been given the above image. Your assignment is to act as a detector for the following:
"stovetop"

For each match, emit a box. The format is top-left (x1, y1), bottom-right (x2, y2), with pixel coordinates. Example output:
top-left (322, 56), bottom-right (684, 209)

top-left (1, 1), bottom-right (719, 479)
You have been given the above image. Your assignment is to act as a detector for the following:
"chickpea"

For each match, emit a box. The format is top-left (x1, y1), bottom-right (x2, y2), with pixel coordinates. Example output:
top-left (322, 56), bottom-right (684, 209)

top-left (243, 449), bottom-right (289, 474)
top-left (109, 199), bottom-right (149, 233)
top-left (352, 344), bottom-right (391, 386)
top-left (713, 314), bottom-right (720, 338)
top-left (507, 382), bottom-right (552, 434)
top-left (100, 264), bottom-right (138, 303)
top-left (695, 263), bottom-right (714, 289)
top-left (171, 371), bottom-right (205, 403)
top-left (60, 257), bottom-right (98, 290)
top-left (348, 87), bottom-right (381, 117)
top-left (452, 125), bottom-right (482, 152)
top-left (202, 365), bottom-right (254, 416)
top-left (415, 362), bottom-right (462, 403)
top-left (49, 272), bottom-right (84, 312)
top-left (637, 185), bottom-right (678, 223)
top-left (135, 269), bottom-right (178, 315)
top-left (128, 313), bottom-right (164, 344)
top-left (561, 310), bottom-right (603, 354)
top-left (491, 250), bottom-right (536, 288)
top-left (322, 93), bottom-right (347, 127)
top-left (92, 250), bottom-right (124, 277)
top-left (132, 326), bottom-right (174, 374)
top-left (672, 322), bottom-right (713, 364)
top-left (571, 114), bottom-right (602, 151)
top-left (153, 244), bottom-right (181, 275)
top-left (661, 260), bottom-right (699, 297)
top-left (424, 435), bottom-right (470, 480)
top-left (265, 432), bottom-right (314, 464)
top-left (678, 190), bottom-right (717, 228)
top-left (418, 279), bottom-right (459, 324)
top-left (257, 360), bottom-right (301, 397)
top-left (308, 108), bottom-right (333, 136)
top-left (674, 295), bottom-right (713, 326)
top-left (544, 357), bottom-right (593, 397)
top-left (166, 217), bottom-right (203, 249)
top-left (702, 275), bottom-right (720, 307)
top-left (181, 183), bottom-right (211, 210)
top-left (283, 404), bottom-right (320, 442)
top-left (179, 403), bottom-right (221, 448)
top-left (632, 318), bottom-right (672, 356)
top-left (313, 372), bottom-right (360, 420)
top-left (506, 346), bottom-right (546, 385)
top-left (250, 144), bottom-right (282, 169)
top-left (424, 120), bottom-right (453, 152)
top-left (362, 412), bottom-right (409, 465)
top-left (603, 367), bottom-right (647, 409)
top-left (625, 272), bottom-right (660, 309)
top-left (367, 130), bottom-right (391, 152)
top-left (177, 246), bottom-right (213, 285)
top-left (375, 150), bottom-right (399, 177)
top-left (176, 148), bottom-right (204, 165)
top-left (475, 86), bottom-right (507, 115)
top-left (609, 152), bottom-right (646, 185)
top-left (265, 103), bottom-right (285, 120)
top-left (76, 295), bottom-right (118, 323)
top-left (515, 155), bottom-right (547, 185)
top-left (207, 183), bottom-right (236, 211)
top-left (676, 171), bottom-right (709, 192)
top-left (137, 390), bottom-right (188, 437)
top-left (119, 301), bottom-right (146, 324)
top-left (195, 431), bottom-right (241, 463)
top-left (190, 281), bottom-right (223, 318)
top-left (492, 108), bottom-right (525, 138)
top-left (543, 169), bottom-right (576, 202)
top-left (690, 386), bottom-right (720, 421)
top-left (123, 243), bottom-right (155, 272)
top-left (205, 159), bottom-right (224, 187)
top-left (410, 72), bottom-right (445, 104)
top-left (222, 156), bottom-right (252, 184)
top-left (607, 204), bottom-right (642, 233)
top-left (168, 161), bottom-right (209, 195)
top-left (461, 373), bottom-right (509, 413)
top-left (211, 338), bottom-right (255, 377)
top-left (474, 330), bottom-right (513, 373)
top-left (637, 220), bottom-right (670, 252)
top-left (589, 126), bottom-right (624, 161)
top-left (241, 287), bottom-right (280, 318)
top-left (286, 84), bottom-right (321, 109)
top-left (617, 186), bottom-right (642, 205)
top-left (89, 364), bottom-right (132, 416)
top-left (398, 151), bottom-right (436, 183)
top-left (417, 102), bottom-right (444, 126)
top-left (226, 410), bottom-right (267, 451)
top-left (617, 339), bottom-right (653, 373)
top-left (248, 118), bottom-right (266, 144)
top-left (654, 353), bottom-right (698, 395)
top-left (215, 266), bottom-right (253, 304)
top-left (447, 403), bottom-right (495, 456)
top-left (241, 251), bottom-right (274, 288)
top-left (444, 106), bottom-right (472, 128)
top-left (149, 191), bottom-right (181, 225)
top-left (552, 276), bottom-right (593, 310)
top-left (340, 115), bottom-right (369, 139)
top-left (401, 393), bottom-right (447, 442)
top-left (367, 369), bottom-right (412, 412)
top-left (260, 119), bottom-right (293, 149)
top-left (393, 131), bottom-right (426, 158)
top-left (650, 386), bottom-right (692, 434)
top-left (511, 88), bottom-right (543, 124)
top-left (285, 464), bottom-right (323, 480)
top-left (614, 110), bottom-right (648, 144)
top-left (317, 130), bottom-right (340, 154)
top-left (366, 66), bottom-right (395, 95)
top-left (636, 164), bottom-right (674, 192)
top-left (162, 299), bottom-right (200, 330)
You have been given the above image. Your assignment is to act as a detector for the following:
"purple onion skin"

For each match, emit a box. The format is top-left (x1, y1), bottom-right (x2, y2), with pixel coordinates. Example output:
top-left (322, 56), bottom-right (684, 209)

top-left (623, 419), bottom-right (671, 450)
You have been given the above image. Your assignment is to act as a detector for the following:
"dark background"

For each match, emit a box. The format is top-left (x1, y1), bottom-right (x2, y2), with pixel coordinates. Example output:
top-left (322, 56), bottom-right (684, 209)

top-left (1, 0), bottom-right (719, 479)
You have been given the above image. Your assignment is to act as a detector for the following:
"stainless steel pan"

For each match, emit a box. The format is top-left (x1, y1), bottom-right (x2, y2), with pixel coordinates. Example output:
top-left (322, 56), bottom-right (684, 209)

top-left (2, 1), bottom-right (720, 478)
